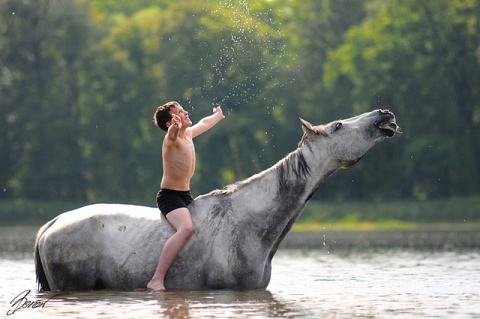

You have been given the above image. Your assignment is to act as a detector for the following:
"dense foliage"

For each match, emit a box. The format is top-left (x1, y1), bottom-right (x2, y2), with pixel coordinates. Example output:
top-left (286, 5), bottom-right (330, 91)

top-left (1, 0), bottom-right (479, 206)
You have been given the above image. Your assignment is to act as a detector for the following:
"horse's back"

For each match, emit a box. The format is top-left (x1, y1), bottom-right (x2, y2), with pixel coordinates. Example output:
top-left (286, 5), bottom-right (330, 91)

top-left (40, 203), bottom-right (165, 260)
top-left (36, 203), bottom-right (169, 290)
top-left (53, 203), bottom-right (159, 224)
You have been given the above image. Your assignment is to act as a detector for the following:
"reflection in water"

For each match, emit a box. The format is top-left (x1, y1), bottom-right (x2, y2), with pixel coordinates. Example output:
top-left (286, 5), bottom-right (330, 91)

top-left (154, 289), bottom-right (314, 319)
top-left (150, 289), bottom-right (292, 319)
top-left (153, 291), bottom-right (191, 319)
top-left (32, 288), bottom-right (305, 319)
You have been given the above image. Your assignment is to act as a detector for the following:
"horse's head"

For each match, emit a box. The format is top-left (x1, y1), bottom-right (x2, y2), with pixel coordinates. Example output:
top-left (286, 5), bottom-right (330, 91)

top-left (300, 109), bottom-right (401, 168)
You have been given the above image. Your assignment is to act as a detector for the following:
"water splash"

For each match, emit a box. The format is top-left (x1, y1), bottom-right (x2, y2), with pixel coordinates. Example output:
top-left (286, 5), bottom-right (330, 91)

top-left (198, 0), bottom-right (291, 114)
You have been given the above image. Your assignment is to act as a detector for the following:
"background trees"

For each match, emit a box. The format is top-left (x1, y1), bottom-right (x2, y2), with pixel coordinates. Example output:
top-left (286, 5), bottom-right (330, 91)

top-left (324, 0), bottom-right (480, 199)
top-left (1, 0), bottom-right (478, 205)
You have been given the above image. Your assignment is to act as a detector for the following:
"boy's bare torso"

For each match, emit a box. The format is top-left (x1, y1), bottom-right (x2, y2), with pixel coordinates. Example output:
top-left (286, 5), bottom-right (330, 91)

top-left (161, 129), bottom-right (196, 191)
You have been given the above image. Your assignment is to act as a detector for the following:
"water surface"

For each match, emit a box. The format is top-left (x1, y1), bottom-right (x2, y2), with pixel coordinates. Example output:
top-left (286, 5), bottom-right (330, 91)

top-left (1, 227), bottom-right (479, 318)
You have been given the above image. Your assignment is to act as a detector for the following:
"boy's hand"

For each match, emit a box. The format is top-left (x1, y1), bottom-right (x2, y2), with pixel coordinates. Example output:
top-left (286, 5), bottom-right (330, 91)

top-left (213, 106), bottom-right (225, 119)
top-left (171, 113), bottom-right (182, 129)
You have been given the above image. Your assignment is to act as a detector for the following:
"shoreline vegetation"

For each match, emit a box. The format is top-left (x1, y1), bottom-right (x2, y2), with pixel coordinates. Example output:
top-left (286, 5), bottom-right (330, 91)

top-left (1, 196), bottom-right (479, 231)
top-left (294, 195), bottom-right (480, 231)
top-left (292, 221), bottom-right (480, 232)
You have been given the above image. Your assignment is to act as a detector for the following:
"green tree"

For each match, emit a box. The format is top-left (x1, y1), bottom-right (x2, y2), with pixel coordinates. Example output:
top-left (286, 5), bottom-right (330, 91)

top-left (0, 0), bottom-right (94, 201)
top-left (324, 0), bottom-right (480, 199)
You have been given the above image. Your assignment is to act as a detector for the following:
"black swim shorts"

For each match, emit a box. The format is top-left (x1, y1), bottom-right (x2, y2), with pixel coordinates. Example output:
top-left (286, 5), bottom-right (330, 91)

top-left (156, 189), bottom-right (194, 216)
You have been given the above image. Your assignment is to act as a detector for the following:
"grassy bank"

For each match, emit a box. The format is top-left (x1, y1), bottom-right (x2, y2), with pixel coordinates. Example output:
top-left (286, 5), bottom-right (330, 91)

top-left (292, 220), bottom-right (480, 232)
top-left (1, 196), bottom-right (479, 230)
top-left (294, 196), bottom-right (480, 231)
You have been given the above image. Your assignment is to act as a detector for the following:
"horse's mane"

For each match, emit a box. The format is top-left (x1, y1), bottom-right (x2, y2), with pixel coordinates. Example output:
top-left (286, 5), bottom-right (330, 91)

top-left (209, 132), bottom-right (315, 196)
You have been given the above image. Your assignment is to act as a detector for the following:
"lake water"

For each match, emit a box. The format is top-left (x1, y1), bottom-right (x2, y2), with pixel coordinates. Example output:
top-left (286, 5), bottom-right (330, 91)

top-left (1, 226), bottom-right (479, 318)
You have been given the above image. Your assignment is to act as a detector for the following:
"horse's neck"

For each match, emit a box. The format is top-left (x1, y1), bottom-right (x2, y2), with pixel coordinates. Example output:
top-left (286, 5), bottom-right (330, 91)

top-left (228, 145), bottom-right (336, 226)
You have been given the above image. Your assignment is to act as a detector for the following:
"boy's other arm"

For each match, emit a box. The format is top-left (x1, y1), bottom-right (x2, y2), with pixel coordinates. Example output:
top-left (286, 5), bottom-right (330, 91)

top-left (191, 107), bottom-right (225, 138)
top-left (166, 114), bottom-right (181, 142)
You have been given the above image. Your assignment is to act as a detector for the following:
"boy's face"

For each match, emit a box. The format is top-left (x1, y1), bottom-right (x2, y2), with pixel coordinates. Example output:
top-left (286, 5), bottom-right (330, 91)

top-left (170, 105), bottom-right (192, 128)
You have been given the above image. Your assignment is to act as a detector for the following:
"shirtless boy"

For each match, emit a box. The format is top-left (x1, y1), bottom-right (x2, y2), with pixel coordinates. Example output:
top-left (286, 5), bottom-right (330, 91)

top-left (147, 101), bottom-right (225, 291)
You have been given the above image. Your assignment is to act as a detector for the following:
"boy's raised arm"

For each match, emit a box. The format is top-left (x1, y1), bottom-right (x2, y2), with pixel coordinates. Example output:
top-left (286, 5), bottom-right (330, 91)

top-left (191, 107), bottom-right (225, 138)
top-left (166, 113), bottom-right (181, 142)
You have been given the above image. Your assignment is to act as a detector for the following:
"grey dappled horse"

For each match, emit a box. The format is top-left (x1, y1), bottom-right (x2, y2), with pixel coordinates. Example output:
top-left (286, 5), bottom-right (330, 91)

top-left (35, 109), bottom-right (401, 291)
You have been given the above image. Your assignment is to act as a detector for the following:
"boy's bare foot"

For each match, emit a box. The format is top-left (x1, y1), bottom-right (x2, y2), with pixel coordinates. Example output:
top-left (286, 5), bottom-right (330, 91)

top-left (147, 278), bottom-right (166, 291)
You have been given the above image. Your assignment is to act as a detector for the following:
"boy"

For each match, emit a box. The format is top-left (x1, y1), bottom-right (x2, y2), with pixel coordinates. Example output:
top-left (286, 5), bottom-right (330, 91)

top-left (147, 101), bottom-right (225, 291)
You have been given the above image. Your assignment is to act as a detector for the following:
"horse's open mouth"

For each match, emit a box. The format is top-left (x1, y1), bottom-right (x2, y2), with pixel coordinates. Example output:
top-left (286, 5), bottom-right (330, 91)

top-left (378, 120), bottom-right (402, 137)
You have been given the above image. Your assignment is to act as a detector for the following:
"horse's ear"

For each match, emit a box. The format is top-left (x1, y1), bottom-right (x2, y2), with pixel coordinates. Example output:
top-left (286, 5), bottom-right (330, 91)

top-left (299, 118), bottom-right (317, 139)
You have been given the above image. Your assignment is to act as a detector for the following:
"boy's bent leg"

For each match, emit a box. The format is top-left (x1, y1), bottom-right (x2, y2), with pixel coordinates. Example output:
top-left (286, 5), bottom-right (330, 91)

top-left (147, 208), bottom-right (194, 291)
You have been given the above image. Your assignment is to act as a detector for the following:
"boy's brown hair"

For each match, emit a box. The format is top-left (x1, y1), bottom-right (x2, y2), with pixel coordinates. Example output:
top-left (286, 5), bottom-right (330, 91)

top-left (153, 101), bottom-right (179, 132)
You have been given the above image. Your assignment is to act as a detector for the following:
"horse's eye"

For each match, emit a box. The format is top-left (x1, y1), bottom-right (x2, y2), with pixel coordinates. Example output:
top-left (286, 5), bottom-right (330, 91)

top-left (334, 122), bottom-right (343, 131)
